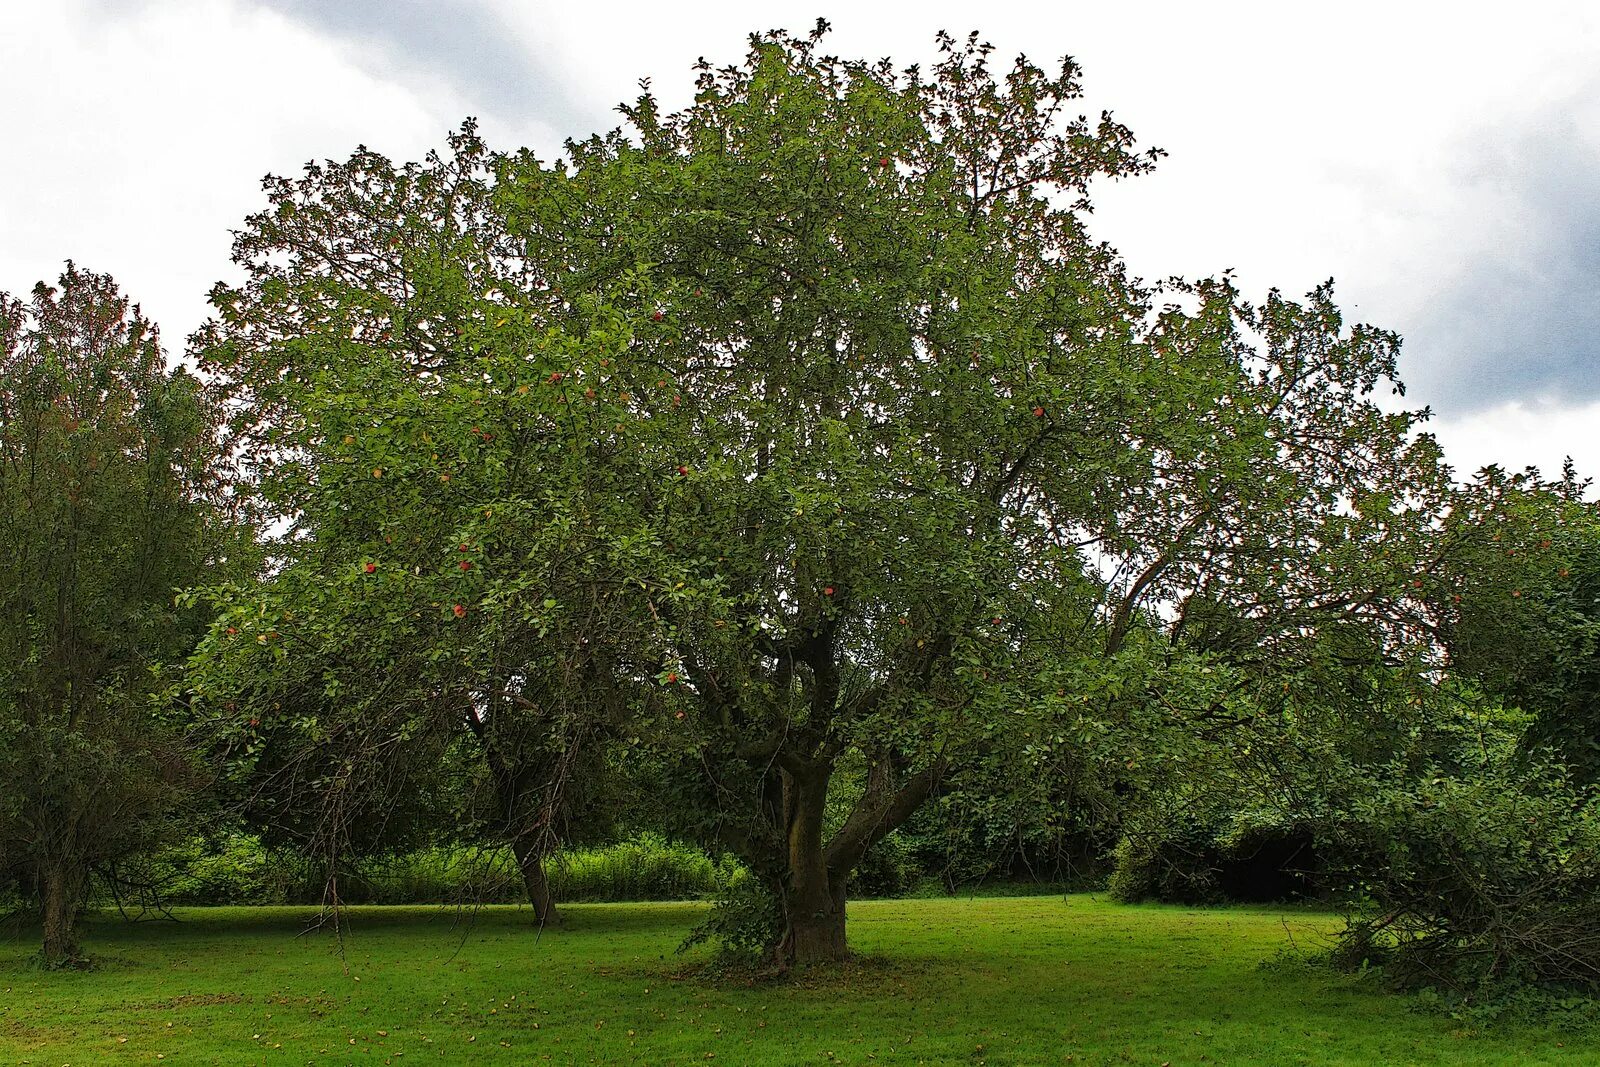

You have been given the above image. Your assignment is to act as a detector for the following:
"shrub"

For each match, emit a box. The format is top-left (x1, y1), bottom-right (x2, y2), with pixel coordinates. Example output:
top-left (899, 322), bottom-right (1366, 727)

top-left (1329, 763), bottom-right (1600, 993)
top-left (137, 833), bottom-right (730, 906)
top-left (548, 834), bottom-right (729, 902)
top-left (846, 834), bottom-right (920, 899)
top-left (1109, 815), bottom-right (1320, 905)
top-left (123, 835), bottom-right (322, 906)
top-left (1108, 818), bottom-right (1223, 904)
top-left (680, 866), bottom-right (780, 962)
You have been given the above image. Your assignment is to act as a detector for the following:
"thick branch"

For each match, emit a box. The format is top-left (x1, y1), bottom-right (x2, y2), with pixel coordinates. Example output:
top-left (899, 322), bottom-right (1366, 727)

top-left (824, 760), bottom-right (944, 874)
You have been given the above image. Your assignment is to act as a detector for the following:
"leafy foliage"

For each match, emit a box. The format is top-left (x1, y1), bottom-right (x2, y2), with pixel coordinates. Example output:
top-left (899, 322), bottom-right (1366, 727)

top-left (1429, 465), bottom-right (1600, 780)
top-left (190, 127), bottom-right (675, 922)
top-left (0, 265), bottom-right (232, 965)
top-left (1331, 753), bottom-right (1600, 993)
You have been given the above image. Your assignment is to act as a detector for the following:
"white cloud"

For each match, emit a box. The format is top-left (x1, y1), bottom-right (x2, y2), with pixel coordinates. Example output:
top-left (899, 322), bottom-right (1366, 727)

top-left (5, 0), bottom-right (1597, 481)
top-left (1428, 400), bottom-right (1600, 485)
top-left (0, 0), bottom-right (463, 349)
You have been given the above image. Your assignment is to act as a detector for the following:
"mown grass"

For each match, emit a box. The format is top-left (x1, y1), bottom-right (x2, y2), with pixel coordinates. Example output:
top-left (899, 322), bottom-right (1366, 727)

top-left (0, 896), bottom-right (1588, 1065)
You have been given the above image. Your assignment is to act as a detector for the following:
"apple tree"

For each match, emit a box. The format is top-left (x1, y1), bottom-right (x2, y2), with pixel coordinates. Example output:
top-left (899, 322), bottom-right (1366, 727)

top-left (189, 23), bottom-right (1450, 965)
top-left (489, 25), bottom-right (1447, 964)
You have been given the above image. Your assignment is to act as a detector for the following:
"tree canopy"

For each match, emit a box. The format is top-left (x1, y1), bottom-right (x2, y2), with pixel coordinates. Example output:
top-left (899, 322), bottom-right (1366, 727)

top-left (0, 264), bottom-right (230, 966)
top-left (181, 23), bottom-right (1457, 966)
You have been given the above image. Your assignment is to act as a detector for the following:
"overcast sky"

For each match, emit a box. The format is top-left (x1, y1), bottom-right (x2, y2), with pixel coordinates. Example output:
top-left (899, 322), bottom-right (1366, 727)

top-left (4, 1), bottom-right (1597, 482)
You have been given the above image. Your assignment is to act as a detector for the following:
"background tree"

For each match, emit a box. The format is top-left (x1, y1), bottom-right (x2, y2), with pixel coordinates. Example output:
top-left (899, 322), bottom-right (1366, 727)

top-left (189, 130), bottom-right (673, 925)
top-left (0, 265), bottom-right (228, 966)
top-left (1428, 463), bottom-right (1600, 780)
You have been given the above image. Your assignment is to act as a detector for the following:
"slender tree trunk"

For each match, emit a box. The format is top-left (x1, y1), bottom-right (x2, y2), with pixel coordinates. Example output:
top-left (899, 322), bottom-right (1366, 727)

top-left (510, 836), bottom-right (560, 928)
top-left (481, 739), bottom-right (563, 927)
top-left (40, 862), bottom-right (87, 969)
top-left (776, 767), bottom-right (850, 966)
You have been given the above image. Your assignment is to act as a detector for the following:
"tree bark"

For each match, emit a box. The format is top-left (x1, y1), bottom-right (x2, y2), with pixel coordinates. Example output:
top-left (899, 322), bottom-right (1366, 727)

top-left (509, 836), bottom-right (560, 928)
top-left (775, 766), bottom-right (850, 966)
top-left (780, 876), bottom-right (848, 965)
top-left (40, 862), bottom-right (87, 969)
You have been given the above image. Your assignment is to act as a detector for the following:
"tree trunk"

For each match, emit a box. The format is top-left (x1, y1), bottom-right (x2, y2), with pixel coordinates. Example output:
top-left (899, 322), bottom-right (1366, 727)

top-left (781, 877), bottom-right (848, 965)
top-left (481, 739), bottom-right (563, 928)
top-left (40, 863), bottom-right (87, 969)
top-left (776, 766), bottom-right (850, 966)
top-left (510, 836), bottom-right (560, 928)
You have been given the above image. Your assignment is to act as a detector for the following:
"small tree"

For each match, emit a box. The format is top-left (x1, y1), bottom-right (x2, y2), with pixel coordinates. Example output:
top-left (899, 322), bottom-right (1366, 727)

top-left (1428, 464), bottom-right (1600, 781)
top-left (190, 129), bottom-right (672, 924)
top-left (0, 265), bottom-right (226, 966)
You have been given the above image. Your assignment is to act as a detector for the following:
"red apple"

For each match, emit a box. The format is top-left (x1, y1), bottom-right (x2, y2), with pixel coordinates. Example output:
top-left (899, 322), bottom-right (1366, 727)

top-left (452, 604), bottom-right (466, 617)
top-left (1032, 406), bottom-right (1045, 417)
top-left (365, 562), bottom-right (377, 574)
top-left (460, 560), bottom-right (472, 571)
top-left (651, 310), bottom-right (665, 323)
top-left (824, 586), bottom-right (835, 596)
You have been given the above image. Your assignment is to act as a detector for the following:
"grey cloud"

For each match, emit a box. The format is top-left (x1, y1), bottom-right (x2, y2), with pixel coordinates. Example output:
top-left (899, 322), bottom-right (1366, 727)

top-left (1400, 107), bottom-right (1600, 414)
top-left (254, 0), bottom-right (601, 141)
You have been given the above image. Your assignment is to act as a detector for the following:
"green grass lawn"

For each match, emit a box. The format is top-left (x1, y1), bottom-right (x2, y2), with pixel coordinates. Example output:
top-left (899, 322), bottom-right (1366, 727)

top-left (0, 896), bottom-right (1589, 1065)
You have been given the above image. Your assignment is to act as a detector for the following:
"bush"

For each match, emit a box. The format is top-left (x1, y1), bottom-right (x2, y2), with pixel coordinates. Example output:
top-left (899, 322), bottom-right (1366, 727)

top-left (1109, 816), bottom-right (1320, 905)
top-left (124, 835), bottom-right (323, 906)
top-left (548, 834), bottom-right (731, 902)
top-left (1108, 818), bottom-right (1223, 904)
top-left (136, 833), bottom-right (730, 906)
top-left (847, 834), bottom-right (920, 899)
top-left (680, 866), bottom-right (779, 962)
top-left (1329, 764), bottom-right (1600, 993)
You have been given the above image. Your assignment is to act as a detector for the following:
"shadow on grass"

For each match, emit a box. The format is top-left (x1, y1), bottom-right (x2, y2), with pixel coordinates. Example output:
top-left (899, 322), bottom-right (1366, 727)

top-left (71, 900), bottom-right (706, 940)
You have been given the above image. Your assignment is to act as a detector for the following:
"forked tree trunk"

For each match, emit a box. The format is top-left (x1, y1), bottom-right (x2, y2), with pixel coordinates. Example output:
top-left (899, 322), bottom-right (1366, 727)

top-left (40, 863), bottom-right (87, 969)
top-left (764, 754), bottom-right (943, 968)
top-left (510, 836), bottom-right (560, 928)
